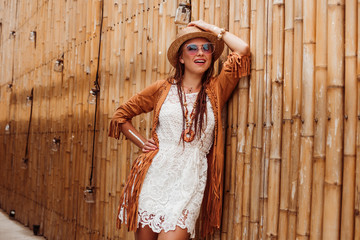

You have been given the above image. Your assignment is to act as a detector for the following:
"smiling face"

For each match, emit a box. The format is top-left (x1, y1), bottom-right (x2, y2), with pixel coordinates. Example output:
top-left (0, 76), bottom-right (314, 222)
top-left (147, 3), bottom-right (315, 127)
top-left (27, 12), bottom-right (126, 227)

top-left (179, 38), bottom-right (213, 76)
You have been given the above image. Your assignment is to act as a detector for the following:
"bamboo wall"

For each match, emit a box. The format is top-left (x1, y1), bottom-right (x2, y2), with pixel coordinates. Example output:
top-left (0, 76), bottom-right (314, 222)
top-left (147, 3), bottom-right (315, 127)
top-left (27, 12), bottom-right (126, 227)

top-left (0, 0), bottom-right (359, 240)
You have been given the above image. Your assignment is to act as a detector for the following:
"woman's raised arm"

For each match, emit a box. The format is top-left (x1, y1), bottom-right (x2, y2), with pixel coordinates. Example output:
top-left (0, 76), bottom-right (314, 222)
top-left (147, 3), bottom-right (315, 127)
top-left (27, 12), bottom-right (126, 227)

top-left (187, 20), bottom-right (250, 56)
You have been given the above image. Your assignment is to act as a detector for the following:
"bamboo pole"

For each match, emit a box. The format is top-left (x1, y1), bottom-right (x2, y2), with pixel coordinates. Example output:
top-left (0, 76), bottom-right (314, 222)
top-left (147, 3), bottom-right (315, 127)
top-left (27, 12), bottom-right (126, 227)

top-left (100, 0), bottom-right (110, 237)
top-left (296, 0), bottom-right (315, 239)
top-left (259, 0), bottom-right (272, 238)
top-left (356, 2), bottom-right (360, 239)
top-left (62, 0), bottom-right (73, 234)
top-left (340, 1), bottom-right (357, 239)
top-left (56, 2), bottom-right (66, 236)
top-left (240, 1), bottom-right (257, 238)
top-left (309, 0), bottom-right (327, 239)
top-left (234, 80), bottom-right (249, 240)
top-left (248, 0), bottom-right (265, 238)
top-left (75, 0), bottom-right (87, 237)
top-left (233, 0), bottom-right (250, 238)
top-left (229, 76), bottom-right (239, 240)
top-left (36, 2), bottom-right (46, 233)
top-left (266, 1), bottom-right (284, 239)
top-left (115, 0), bottom-right (127, 229)
top-left (158, 1), bottom-right (167, 80)
top-left (322, 1), bottom-right (345, 240)
top-left (98, 0), bottom-right (106, 236)
top-left (222, 96), bottom-right (233, 240)
top-left (355, 89), bottom-right (360, 238)
top-left (278, 0), bottom-right (293, 239)
top-left (225, 0), bottom-right (239, 238)
top-left (287, 0), bottom-right (302, 239)
top-left (143, 0), bottom-right (152, 140)
top-left (224, 71), bottom-right (239, 240)
top-left (45, 1), bottom-right (56, 237)
top-left (249, 148), bottom-right (262, 240)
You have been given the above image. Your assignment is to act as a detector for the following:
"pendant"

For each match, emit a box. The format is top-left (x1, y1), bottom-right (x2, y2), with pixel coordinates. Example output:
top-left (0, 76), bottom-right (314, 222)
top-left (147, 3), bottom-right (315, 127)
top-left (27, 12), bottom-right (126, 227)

top-left (183, 128), bottom-right (195, 142)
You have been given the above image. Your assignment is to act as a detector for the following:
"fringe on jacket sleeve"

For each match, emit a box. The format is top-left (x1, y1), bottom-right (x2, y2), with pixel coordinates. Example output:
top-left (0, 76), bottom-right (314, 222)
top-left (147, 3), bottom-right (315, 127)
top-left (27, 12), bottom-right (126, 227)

top-left (223, 52), bottom-right (251, 78)
top-left (108, 118), bottom-right (127, 139)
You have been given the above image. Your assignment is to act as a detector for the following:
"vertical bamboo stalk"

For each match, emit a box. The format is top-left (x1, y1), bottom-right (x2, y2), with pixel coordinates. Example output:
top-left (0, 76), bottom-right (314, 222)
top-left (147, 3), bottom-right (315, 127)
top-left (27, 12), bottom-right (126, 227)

top-left (47, 1), bottom-right (56, 237)
top-left (38, 9), bottom-right (47, 210)
top-left (115, 3), bottom-right (126, 238)
top-left (259, 0), bottom-right (272, 238)
top-left (340, 1), bottom-right (357, 239)
top-left (322, 1), bottom-right (345, 240)
top-left (100, 0), bottom-right (109, 238)
top-left (100, 1), bottom-right (108, 236)
top-left (296, 0), bottom-right (315, 238)
top-left (356, 90), bottom-right (360, 237)
top-left (234, 80), bottom-right (249, 240)
top-left (242, 126), bottom-right (252, 240)
top-left (225, 0), bottom-right (238, 239)
top-left (225, 72), bottom-right (239, 240)
top-left (278, 0), bottom-right (293, 239)
top-left (76, 0), bottom-right (86, 237)
top-left (266, 0), bottom-right (284, 239)
top-left (62, 0), bottom-right (72, 235)
top-left (356, 2), bottom-right (360, 239)
top-left (158, 1), bottom-right (167, 80)
top-left (233, 0), bottom-right (250, 238)
top-left (241, 0), bottom-right (257, 238)
top-left (192, 0), bottom-right (199, 20)
top-left (288, 0), bottom-right (302, 239)
top-left (249, 0), bottom-right (265, 238)
top-left (222, 96), bottom-right (233, 240)
top-left (309, 0), bottom-right (327, 239)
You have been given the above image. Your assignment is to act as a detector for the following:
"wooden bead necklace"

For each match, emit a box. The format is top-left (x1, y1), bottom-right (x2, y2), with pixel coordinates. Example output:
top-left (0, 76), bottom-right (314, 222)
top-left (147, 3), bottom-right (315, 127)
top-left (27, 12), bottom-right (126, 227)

top-left (182, 88), bottom-right (198, 142)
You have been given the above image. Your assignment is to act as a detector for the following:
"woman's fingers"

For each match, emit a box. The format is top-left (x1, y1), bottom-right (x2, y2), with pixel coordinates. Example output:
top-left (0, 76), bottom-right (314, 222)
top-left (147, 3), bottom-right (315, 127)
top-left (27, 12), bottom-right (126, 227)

top-left (142, 144), bottom-right (151, 152)
top-left (147, 138), bottom-right (157, 148)
top-left (141, 138), bottom-right (158, 153)
top-left (188, 20), bottom-right (219, 34)
top-left (188, 20), bottom-right (205, 28)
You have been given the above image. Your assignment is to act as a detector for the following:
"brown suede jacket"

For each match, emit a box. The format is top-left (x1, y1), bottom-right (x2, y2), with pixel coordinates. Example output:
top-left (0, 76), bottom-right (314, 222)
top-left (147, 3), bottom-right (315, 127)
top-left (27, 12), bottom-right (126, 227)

top-left (108, 52), bottom-right (251, 237)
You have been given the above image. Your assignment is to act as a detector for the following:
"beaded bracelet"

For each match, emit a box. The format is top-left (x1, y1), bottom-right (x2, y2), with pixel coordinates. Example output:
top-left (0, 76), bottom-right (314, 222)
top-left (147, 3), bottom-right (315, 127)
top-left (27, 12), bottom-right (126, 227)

top-left (217, 28), bottom-right (226, 40)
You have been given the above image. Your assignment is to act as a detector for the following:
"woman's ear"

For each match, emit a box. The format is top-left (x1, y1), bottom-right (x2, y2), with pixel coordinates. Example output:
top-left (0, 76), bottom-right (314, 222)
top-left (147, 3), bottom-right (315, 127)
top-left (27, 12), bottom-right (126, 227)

top-left (179, 57), bottom-right (185, 64)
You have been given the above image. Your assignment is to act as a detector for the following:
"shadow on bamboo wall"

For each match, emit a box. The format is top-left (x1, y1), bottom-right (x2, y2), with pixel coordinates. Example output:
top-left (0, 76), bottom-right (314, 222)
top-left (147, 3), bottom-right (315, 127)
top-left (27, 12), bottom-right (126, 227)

top-left (0, 0), bottom-right (359, 240)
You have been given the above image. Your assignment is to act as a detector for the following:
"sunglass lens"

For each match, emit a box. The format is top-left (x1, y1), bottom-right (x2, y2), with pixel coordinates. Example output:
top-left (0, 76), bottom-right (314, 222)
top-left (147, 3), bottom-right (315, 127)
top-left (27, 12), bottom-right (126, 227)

top-left (203, 43), bottom-right (211, 52)
top-left (186, 44), bottom-right (198, 52)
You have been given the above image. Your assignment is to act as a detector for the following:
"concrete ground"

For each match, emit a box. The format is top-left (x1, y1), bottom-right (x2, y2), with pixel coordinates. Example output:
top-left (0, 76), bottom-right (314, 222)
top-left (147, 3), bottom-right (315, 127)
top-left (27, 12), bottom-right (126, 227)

top-left (0, 209), bottom-right (45, 240)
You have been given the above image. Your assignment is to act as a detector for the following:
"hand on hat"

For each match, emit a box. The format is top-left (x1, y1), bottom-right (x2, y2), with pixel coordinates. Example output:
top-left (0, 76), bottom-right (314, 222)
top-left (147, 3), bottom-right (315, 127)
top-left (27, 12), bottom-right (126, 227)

top-left (187, 20), bottom-right (223, 36)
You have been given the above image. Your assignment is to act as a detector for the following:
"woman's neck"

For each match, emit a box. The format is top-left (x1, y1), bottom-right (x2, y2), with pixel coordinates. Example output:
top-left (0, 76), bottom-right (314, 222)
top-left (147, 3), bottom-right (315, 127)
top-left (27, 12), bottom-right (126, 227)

top-left (182, 71), bottom-right (203, 90)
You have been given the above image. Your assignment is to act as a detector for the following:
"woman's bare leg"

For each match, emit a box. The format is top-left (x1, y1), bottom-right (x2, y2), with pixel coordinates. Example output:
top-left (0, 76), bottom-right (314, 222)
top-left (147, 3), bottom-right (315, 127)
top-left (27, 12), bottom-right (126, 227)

top-left (158, 226), bottom-right (190, 240)
top-left (135, 225), bottom-right (158, 240)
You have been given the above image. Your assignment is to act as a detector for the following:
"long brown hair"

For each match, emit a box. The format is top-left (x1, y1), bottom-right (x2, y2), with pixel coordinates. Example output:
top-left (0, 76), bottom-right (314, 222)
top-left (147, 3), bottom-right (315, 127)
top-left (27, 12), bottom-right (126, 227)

top-left (167, 41), bottom-right (215, 141)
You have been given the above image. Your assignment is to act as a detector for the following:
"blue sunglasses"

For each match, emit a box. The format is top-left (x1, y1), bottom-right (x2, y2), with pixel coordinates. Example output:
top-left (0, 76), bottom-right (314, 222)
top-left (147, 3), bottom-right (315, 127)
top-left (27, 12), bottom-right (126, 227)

top-left (184, 43), bottom-right (215, 55)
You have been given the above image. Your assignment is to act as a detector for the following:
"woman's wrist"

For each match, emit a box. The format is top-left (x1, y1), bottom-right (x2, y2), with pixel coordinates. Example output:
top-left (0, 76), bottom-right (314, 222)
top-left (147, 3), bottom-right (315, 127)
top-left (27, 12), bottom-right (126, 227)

top-left (210, 25), bottom-right (226, 39)
top-left (210, 25), bottom-right (220, 34)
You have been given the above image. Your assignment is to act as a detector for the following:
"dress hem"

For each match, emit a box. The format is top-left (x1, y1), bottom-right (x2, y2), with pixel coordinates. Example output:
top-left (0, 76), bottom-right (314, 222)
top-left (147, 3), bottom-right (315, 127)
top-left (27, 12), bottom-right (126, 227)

top-left (137, 221), bottom-right (195, 239)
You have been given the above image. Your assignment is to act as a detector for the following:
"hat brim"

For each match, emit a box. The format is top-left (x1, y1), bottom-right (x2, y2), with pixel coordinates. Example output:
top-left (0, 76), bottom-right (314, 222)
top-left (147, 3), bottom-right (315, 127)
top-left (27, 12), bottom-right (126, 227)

top-left (167, 28), bottom-right (225, 67)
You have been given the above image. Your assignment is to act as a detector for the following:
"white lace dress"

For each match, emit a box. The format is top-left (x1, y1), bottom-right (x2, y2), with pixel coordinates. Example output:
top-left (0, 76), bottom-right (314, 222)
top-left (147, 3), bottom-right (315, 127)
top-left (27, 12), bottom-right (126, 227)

top-left (134, 85), bottom-right (215, 238)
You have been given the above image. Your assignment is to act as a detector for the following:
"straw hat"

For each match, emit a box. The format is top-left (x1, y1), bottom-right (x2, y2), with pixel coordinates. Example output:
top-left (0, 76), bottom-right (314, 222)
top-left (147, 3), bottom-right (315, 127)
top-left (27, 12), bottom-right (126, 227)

top-left (167, 26), bottom-right (225, 67)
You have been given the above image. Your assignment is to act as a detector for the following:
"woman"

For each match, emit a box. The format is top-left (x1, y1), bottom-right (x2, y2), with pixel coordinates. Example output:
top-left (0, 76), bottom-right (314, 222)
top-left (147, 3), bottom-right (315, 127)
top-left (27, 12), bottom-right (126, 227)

top-left (109, 20), bottom-right (250, 240)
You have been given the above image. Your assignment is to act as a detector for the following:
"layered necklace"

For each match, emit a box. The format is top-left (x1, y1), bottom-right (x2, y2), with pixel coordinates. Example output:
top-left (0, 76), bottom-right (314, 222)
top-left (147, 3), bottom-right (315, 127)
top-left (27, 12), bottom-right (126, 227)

top-left (181, 87), bottom-right (198, 142)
